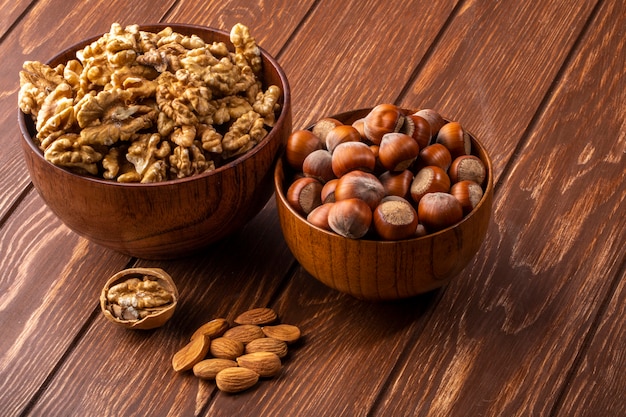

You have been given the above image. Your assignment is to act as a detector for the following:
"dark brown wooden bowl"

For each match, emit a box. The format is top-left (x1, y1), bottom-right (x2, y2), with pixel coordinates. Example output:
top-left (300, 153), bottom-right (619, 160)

top-left (274, 109), bottom-right (493, 300)
top-left (18, 24), bottom-right (292, 259)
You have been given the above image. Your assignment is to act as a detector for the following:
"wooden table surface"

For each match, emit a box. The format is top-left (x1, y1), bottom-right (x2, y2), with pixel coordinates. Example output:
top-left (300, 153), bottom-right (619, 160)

top-left (1, 0), bottom-right (624, 416)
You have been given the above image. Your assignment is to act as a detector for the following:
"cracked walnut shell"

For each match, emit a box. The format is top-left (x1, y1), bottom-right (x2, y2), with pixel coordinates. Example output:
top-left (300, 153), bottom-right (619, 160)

top-left (100, 267), bottom-right (178, 330)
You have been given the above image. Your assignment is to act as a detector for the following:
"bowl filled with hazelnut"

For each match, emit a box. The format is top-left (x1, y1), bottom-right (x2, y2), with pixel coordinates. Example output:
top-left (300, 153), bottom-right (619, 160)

top-left (18, 23), bottom-right (291, 259)
top-left (274, 104), bottom-right (493, 300)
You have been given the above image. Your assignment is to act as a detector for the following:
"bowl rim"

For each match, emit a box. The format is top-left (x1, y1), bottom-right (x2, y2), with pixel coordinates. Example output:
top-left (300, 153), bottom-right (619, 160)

top-left (274, 107), bottom-right (494, 244)
top-left (17, 23), bottom-right (291, 188)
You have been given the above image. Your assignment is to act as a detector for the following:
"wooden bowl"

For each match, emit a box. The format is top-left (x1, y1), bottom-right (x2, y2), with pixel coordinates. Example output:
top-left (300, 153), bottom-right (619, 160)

top-left (18, 24), bottom-right (291, 259)
top-left (274, 109), bottom-right (493, 300)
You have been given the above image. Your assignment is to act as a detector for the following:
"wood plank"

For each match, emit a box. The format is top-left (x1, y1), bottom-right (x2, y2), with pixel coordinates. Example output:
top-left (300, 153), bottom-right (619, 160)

top-left (398, 0), bottom-right (599, 183)
top-left (374, 0), bottom-right (626, 415)
top-left (0, 190), bottom-right (131, 417)
top-left (555, 269), bottom-right (626, 417)
top-left (0, 0), bottom-right (33, 39)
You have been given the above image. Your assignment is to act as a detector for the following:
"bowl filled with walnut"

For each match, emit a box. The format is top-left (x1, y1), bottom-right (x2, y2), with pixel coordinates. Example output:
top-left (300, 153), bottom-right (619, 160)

top-left (18, 23), bottom-right (291, 259)
top-left (274, 105), bottom-right (493, 300)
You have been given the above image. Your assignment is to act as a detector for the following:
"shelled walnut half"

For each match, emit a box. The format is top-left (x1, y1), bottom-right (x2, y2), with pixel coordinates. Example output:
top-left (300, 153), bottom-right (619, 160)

top-left (100, 267), bottom-right (178, 330)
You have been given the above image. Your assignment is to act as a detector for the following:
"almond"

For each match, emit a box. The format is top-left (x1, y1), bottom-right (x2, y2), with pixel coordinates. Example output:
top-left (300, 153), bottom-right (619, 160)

top-left (223, 324), bottom-right (264, 344)
top-left (262, 324), bottom-right (301, 344)
top-left (172, 334), bottom-right (210, 372)
top-left (190, 318), bottom-right (229, 341)
top-left (209, 337), bottom-right (244, 360)
top-left (193, 358), bottom-right (238, 380)
top-left (236, 352), bottom-right (282, 378)
top-left (245, 337), bottom-right (289, 358)
top-left (215, 367), bottom-right (259, 393)
top-left (234, 307), bottom-right (278, 326)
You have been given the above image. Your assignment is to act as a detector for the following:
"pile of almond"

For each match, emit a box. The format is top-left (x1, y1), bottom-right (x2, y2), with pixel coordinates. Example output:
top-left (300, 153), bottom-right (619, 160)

top-left (171, 307), bottom-right (301, 393)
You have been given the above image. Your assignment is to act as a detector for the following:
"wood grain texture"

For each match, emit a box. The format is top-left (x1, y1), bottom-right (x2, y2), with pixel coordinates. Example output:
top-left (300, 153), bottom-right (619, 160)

top-left (0, 191), bottom-right (131, 417)
top-left (0, 0), bottom-right (32, 39)
top-left (0, 0), bottom-right (624, 415)
top-left (556, 269), bottom-right (626, 417)
top-left (544, 0), bottom-right (626, 414)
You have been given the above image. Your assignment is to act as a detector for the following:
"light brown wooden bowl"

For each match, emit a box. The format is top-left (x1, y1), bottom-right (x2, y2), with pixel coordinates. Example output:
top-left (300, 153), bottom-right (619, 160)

top-left (18, 24), bottom-right (291, 259)
top-left (274, 109), bottom-right (493, 300)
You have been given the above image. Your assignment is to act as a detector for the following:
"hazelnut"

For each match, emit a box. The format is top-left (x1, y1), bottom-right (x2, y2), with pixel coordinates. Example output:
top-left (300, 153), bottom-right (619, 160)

top-left (417, 192), bottom-right (463, 232)
top-left (286, 176), bottom-right (323, 215)
top-left (378, 132), bottom-right (420, 172)
top-left (450, 180), bottom-right (484, 214)
top-left (325, 124), bottom-right (362, 153)
top-left (402, 114), bottom-right (432, 149)
top-left (331, 141), bottom-right (376, 177)
top-left (436, 121), bottom-right (471, 159)
top-left (328, 198), bottom-right (372, 239)
top-left (413, 108), bottom-right (446, 137)
top-left (334, 170), bottom-right (385, 210)
top-left (312, 117), bottom-right (343, 145)
top-left (321, 178), bottom-right (339, 203)
top-left (409, 165), bottom-right (451, 205)
top-left (363, 103), bottom-right (405, 145)
top-left (378, 169), bottom-right (413, 199)
top-left (449, 155), bottom-right (486, 185)
top-left (303, 149), bottom-right (335, 183)
top-left (307, 203), bottom-right (334, 231)
top-left (352, 118), bottom-right (367, 139)
top-left (373, 196), bottom-right (419, 241)
top-left (285, 130), bottom-right (322, 171)
top-left (419, 143), bottom-right (452, 171)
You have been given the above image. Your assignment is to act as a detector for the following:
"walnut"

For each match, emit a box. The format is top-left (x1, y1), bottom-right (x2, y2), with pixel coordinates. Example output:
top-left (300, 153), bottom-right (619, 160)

top-left (207, 41), bottom-right (230, 58)
top-left (141, 160), bottom-right (168, 183)
top-left (171, 125), bottom-right (196, 147)
top-left (117, 170), bottom-right (142, 183)
top-left (43, 135), bottom-right (102, 175)
top-left (126, 133), bottom-right (171, 176)
top-left (230, 23), bottom-right (262, 75)
top-left (102, 147), bottom-right (121, 179)
top-left (18, 61), bottom-right (65, 119)
top-left (76, 89), bottom-right (157, 146)
top-left (156, 70), bottom-right (212, 126)
top-left (211, 95), bottom-right (253, 125)
top-left (19, 23), bottom-right (281, 181)
top-left (100, 267), bottom-right (178, 330)
top-left (36, 83), bottom-right (76, 142)
top-left (63, 60), bottom-right (84, 95)
top-left (253, 85), bottom-right (282, 127)
top-left (170, 141), bottom-right (215, 178)
top-left (222, 110), bottom-right (267, 158)
top-left (199, 123), bottom-right (223, 153)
